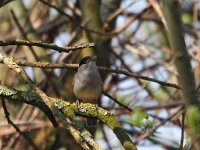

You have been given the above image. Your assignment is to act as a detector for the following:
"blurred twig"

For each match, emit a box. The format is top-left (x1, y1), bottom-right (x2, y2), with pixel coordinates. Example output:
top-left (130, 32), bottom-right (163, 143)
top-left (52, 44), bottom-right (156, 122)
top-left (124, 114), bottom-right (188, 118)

top-left (1, 97), bottom-right (40, 150)
top-left (180, 111), bottom-right (186, 150)
top-left (135, 106), bottom-right (184, 143)
top-left (0, 0), bottom-right (15, 7)
top-left (39, 0), bottom-right (152, 36)
top-left (0, 54), bottom-right (102, 149)
top-left (103, 91), bottom-right (132, 111)
top-left (0, 84), bottom-right (137, 150)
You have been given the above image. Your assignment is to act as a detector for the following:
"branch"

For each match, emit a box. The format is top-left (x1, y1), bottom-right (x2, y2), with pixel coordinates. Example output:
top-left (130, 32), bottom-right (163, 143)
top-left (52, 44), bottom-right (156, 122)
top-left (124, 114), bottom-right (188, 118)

top-left (0, 84), bottom-right (99, 149)
top-left (0, 85), bottom-right (138, 150)
top-left (180, 111), bottom-right (186, 150)
top-left (162, 0), bottom-right (198, 105)
top-left (135, 106), bottom-right (184, 143)
top-left (0, 0), bottom-right (15, 7)
top-left (1, 97), bottom-right (40, 150)
top-left (0, 54), bottom-right (58, 127)
top-left (103, 91), bottom-right (132, 111)
top-left (0, 59), bottom-right (180, 90)
top-left (0, 39), bottom-right (95, 53)
top-left (0, 54), bottom-right (99, 149)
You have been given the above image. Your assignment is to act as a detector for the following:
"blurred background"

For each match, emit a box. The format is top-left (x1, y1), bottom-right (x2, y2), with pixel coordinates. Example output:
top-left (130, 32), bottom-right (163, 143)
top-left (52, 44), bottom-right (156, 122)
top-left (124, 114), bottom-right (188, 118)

top-left (0, 0), bottom-right (200, 149)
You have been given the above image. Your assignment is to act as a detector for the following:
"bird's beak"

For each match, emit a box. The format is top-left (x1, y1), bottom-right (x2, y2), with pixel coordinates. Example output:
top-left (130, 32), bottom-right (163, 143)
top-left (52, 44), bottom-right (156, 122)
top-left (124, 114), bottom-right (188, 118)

top-left (91, 56), bottom-right (97, 62)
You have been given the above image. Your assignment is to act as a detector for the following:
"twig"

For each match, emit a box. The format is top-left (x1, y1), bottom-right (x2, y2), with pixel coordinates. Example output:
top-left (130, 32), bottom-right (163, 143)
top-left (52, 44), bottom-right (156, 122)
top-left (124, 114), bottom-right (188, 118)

top-left (10, 10), bottom-right (61, 96)
top-left (103, 91), bottom-right (132, 111)
top-left (111, 48), bottom-right (155, 99)
top-left (38, 0), bottom-right (106, 36)
top-left (149, 0), bottom-right (168, 29)
top-left (0, 0), bottom-right (15, 7)
top-left (0, 39), bottom-right (95, 53)
top-left (99, 67), bottom-right (180, 89)
top-left (0, 84), bottom-right (138, 150)
top-left (135, 106), bottom-right (183, 143)
top-left (0, 54), bottom-right (57, 127)
top-left (102, 125), bottom-right (112, 150)
top-left (180, 111), bottom-right (186, 150)
top-left (0, 54), bottom-right (102, 150)
top-left (111, 2), bottom-right (152, 34)
top-left (141, 101), bottom-right (185, 111)
top-left (39, 0), bottom-right (151, 37)
top-left (105, 1), bottom-right (137, 24)
top-left (1, 97), bottom-right (40, 150)
top-left (0, 59), bottom-right (180, 90)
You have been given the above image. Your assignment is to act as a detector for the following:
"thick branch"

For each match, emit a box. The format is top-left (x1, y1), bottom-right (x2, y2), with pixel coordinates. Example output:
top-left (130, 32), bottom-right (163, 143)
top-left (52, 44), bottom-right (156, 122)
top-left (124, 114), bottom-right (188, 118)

top-left (0, 85), bottom-right (137, 150)
top-left (0, 54), bottom-right (98, 149)
top-left (162, 0), bottom-right (198, 105)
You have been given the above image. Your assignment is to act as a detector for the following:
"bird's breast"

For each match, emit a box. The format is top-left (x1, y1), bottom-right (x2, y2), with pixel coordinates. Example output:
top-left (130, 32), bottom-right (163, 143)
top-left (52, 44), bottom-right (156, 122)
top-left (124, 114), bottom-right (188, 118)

top-left (73, 68), bottom-right (102, 103)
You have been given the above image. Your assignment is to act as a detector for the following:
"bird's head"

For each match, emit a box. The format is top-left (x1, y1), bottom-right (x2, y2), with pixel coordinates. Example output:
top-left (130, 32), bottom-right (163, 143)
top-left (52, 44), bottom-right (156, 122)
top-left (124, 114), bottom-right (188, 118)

top-left (79, 56), bottom-right (97, 66)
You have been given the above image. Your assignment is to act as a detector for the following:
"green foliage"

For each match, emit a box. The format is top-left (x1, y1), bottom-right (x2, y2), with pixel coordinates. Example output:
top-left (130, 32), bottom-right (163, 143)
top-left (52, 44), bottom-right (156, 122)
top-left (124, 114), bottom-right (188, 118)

top-left (128, 107), bottom-right (154, 130)
top-left (187, 106), bottom-right (200, 133)
top-left (182, 12), bottom-right (192, 25)
top-left (117, 96), bottom-right (134, 107)
top-left (148, 85), bottom-right (169, 102)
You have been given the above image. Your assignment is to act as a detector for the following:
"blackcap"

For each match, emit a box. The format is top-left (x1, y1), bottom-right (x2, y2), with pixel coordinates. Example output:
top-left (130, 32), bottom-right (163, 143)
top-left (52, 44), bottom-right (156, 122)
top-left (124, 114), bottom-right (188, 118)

top-left (73, 56), bottom-right (102, 126)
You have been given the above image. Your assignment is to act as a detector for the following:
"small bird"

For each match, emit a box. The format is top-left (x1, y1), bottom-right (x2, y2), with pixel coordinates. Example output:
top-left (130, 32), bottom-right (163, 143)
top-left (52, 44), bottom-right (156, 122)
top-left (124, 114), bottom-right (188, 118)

top-left (73, 56), bottom-right (102, 126)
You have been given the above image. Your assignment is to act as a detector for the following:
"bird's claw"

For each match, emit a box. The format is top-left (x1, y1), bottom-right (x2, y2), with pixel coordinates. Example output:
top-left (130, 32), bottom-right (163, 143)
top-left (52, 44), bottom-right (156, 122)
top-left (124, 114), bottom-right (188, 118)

top-left (94, 104), bottom-right (98, 111)
top-left (76, 100), bottom-right (80, 110)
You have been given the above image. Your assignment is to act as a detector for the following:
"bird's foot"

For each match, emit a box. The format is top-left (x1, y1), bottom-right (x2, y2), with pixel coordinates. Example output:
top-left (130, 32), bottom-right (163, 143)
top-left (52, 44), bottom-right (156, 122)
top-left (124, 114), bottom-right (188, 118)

top-left (94, 104), bottom-right (98, 111)
top-left (76, 100), bottom-right (80, 110)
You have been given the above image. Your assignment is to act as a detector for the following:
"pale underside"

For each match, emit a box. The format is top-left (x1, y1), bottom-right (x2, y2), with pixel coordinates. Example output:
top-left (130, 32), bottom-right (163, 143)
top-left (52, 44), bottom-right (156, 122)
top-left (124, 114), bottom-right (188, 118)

top-left (73, 62), bottom-right (102, 103)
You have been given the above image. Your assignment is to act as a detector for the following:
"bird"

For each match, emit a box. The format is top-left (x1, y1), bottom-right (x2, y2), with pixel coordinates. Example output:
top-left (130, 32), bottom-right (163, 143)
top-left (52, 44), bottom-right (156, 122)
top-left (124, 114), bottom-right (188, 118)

top-left (73, 56), bottom-right (102, 126)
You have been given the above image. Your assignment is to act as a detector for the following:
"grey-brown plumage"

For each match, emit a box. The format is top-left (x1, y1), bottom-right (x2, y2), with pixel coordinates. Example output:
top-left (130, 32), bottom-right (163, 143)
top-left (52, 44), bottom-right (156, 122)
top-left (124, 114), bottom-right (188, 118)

top-left (73, 56), bottom-right (102, 126)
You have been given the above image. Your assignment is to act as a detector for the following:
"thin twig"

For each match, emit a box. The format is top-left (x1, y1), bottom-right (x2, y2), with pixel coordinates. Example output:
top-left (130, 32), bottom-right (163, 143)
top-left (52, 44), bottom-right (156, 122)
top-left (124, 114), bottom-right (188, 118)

top-left (11, 10), bottom-right (61, 96)
top-left (0, 39), bottom-right (95, 53)
top-left (111, 2), bottom-right (152, 34)
top-left (135, 106), bottom-right (184, 143)
top-left (103, 91), bottom-right (132, 112)
top-left (0, 59), bottom-right (180, 90)
top-left (39, 0), bottom-right (152, 36)
top-left (38, 0), bottom-right (106, 36)
top-left (102, 125), bottom-right (113, 150)
top-left (99, 67), bottom-right (180, 89)
top-left (180, 111), bottom-right (186, 150)
top-left (0, 84), bottom-right (137, 150)
top-left (141, 101), bottom-right (185, 111)
top-left (0, 0), bottom-right (15, 7)
top-left (0, 54), bottom-right (102, 150)
top-left (1, 97), bottom-right (40, 150)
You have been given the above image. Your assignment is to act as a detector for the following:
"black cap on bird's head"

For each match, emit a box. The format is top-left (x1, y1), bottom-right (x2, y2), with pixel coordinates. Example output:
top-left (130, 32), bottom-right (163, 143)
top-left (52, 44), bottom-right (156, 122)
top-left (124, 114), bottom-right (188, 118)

top-left (79, 56), bottom-right (97, 66)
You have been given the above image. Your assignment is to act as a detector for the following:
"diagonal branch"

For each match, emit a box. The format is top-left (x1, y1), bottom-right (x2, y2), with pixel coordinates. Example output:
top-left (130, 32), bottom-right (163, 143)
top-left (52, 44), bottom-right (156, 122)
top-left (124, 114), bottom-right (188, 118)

top-left (0, 84), bottom-right (138, 150)
top-left (1, 97), bottom-right (40, 150)
top-left (0, 54), bottom-right (100, 150)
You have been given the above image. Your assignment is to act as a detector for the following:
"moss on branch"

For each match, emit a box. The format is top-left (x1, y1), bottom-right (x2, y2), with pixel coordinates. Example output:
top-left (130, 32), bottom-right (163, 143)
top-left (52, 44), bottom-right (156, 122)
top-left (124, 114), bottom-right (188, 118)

top-left (0, 85), bottom-right (137, 150)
